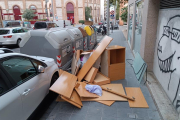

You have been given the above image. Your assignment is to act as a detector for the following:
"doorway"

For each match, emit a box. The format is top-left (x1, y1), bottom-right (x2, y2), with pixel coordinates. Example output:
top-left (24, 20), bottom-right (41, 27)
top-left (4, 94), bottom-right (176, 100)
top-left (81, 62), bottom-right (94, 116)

top-left (13, 5), bottom-right (21, 20)
top-left (66, 2), bottom-right (74, 24)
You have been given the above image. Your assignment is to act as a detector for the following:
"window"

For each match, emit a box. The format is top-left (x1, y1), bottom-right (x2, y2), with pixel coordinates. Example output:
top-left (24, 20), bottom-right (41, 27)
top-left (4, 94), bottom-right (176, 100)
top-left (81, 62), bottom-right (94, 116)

top-left (12, 28), bottom-right (25, 33)
top-left (35, 22), bottom-right (47, 29)
top-left (0, 71), bottom-right (11, 96)
top-left (1, 57), bottom-right (37, 86)
top-left (0, 30), bottom-right (10, 35)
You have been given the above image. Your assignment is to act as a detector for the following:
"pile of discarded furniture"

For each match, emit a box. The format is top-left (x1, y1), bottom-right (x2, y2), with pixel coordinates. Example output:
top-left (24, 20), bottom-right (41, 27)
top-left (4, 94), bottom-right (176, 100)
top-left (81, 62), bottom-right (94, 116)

top-left (49, 36), bottom-right (149, 108)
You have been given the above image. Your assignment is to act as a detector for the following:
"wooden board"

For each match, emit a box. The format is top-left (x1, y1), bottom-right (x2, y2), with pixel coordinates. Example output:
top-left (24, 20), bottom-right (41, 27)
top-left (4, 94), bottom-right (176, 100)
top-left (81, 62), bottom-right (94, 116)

top-left (97, 101), bottom-right (115, 106)
top-left (61, 96), bottom-right (82, 109)
top-left (61, 90), bottom-right (83, 108)
top-left (49, 71), bottom-right (77, 98)
top-left (81, 84), bottom-right (127, 101)
top-left (84, 67), bottom-right (98, 83)
top-left (59, 69), bottom-right (64, 76)
top-left (56, 95), bottom-right (65, 102)
top-left (77, 36), bottom-right (113, 82)
top-left (75, 82), bottom-right (99, 98)
top-left (109, 63), bottom-right (125, 81)
top-left (125, 87), bottom-right (149, 108)
top-left (93, 72), bottom-right (110, 85)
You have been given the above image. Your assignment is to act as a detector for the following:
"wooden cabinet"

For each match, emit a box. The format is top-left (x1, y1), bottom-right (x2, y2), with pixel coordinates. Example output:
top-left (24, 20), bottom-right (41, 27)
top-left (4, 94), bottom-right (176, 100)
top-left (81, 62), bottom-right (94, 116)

top-left (101, 45), bottom-right (125, 81)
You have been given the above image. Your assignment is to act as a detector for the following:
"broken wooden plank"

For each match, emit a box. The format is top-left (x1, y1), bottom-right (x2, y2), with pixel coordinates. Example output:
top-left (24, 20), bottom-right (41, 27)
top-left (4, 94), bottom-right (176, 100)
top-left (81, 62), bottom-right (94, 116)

top-left (101, 86), bottom-right (135, 101)
top-left (75, 82), bottom-right (99, 98)
top-left (84, 67), bottom-right (98, 83)
top-left (77, 36), bottom-right (113, 82)
top-left (56, 95), bottom-right (64, 102)
top-left (93, 72), bottom-right (110, 85)
top-left (81, 84), bottom-right (127, 101)
top-left (97, 101), bottom-right (115, 106)
top-left (49, 71), bottom-right (77, 98)
top-left (125, 87), bottom-right (149, 108)
top-left (61, 90), bottom-right (83, 108)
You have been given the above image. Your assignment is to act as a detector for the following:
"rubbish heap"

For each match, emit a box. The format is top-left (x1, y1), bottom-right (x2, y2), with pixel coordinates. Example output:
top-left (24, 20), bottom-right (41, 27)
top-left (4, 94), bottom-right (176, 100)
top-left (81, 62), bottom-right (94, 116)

top-left (49, 36), bottom-right (149, 108)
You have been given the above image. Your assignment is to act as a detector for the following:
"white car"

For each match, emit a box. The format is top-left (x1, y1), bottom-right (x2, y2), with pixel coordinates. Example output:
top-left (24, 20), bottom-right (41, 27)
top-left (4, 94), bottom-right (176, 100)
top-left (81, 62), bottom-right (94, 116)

top-left (0, 51), bottom-right (59, 120)
top-left (0, 27), bottom-right (28, 47)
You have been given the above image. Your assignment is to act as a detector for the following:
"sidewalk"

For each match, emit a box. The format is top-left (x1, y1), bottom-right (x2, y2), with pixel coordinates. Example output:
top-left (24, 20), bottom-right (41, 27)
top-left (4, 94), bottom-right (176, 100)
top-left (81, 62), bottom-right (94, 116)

top-left (45, 29), bottom-right (161, 120)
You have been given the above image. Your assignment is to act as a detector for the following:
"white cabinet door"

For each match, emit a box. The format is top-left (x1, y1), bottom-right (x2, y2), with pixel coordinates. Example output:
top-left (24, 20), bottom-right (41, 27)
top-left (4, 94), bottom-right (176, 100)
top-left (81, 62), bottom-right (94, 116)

top-left (0, 89), bottom-right (23, 120)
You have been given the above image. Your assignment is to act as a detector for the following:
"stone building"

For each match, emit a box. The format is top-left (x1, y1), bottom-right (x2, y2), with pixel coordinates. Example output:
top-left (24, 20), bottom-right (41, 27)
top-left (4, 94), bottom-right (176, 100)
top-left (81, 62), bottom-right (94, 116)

top-left (0, 0), bottom-right (100, 24)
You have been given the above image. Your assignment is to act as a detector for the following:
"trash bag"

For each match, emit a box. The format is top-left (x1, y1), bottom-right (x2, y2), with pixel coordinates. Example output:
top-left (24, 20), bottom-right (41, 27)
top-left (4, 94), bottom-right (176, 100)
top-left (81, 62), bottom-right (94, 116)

top-left (85, 84), bottom-right (102, 96)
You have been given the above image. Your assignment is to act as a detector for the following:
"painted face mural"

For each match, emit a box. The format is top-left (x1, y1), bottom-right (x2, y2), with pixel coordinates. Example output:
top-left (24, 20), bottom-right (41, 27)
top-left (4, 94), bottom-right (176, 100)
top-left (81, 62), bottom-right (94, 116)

top-left (157, 15), bottom-right (180, 110)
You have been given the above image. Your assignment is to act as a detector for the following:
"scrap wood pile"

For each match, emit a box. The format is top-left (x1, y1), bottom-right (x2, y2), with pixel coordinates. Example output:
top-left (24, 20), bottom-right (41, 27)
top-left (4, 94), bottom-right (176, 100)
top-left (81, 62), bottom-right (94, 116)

top-left (49, 36), bottom-right (149, 108)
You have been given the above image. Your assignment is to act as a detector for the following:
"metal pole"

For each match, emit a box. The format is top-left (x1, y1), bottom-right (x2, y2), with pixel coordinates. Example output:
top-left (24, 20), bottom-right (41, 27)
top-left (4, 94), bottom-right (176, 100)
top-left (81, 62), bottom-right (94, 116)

top-left (107, 0), bottom-right (110, 35)
top-left (114, 0), bottom-right (117, 25)
top-left (51, 0), bottom-right (54, 21)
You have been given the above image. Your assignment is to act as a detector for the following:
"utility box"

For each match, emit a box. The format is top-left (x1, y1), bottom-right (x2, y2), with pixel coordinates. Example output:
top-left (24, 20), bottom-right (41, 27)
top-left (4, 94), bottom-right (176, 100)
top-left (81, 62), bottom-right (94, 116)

top-left (101, 45), bottom-right (125, 81)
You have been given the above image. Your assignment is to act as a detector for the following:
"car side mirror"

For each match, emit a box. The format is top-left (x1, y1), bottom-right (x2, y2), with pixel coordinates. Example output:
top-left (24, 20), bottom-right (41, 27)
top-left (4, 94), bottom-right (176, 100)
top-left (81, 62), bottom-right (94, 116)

top-left (38, 65), bottom-right (45, 73)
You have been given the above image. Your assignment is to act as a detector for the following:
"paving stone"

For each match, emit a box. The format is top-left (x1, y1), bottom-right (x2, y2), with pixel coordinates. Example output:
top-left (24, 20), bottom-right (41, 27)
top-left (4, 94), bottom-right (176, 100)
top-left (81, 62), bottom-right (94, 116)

top-left (82, 101), bottom-right (90, 107)
top-left (132, 108), bottom-right (149, 119)
top-left (87, 107), bottom-right (102, 116)
top-left (54, 113), bottom-right (71, 120)
top-left (148, 110), bottom-right (161, 120)
top-left (73, 106), bottom-right (88, 115)
top-left (102, 107), bottom-right (117, 118)
top-left (117, 108), bottom-right (133, 118)
top-left (58, 103), bottom-right (76, 114)
top-left (102, 116), bottom-right (117, 120)
top-left (89, 101), bottom-right (105, 108)
top-left (85, 114), bottom-right (101, 120)
top-left (114, 101), bottom-right (130, 109)
top-left (69, 114), bottom-right (86, 120)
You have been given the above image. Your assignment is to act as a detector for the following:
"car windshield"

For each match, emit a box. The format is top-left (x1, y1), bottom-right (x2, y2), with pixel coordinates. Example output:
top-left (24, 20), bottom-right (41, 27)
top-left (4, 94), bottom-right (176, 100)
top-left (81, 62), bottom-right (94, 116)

top-left (0, 30), bottom-right (10, 35)
top-left (35, 22), bottom-right (47, 29)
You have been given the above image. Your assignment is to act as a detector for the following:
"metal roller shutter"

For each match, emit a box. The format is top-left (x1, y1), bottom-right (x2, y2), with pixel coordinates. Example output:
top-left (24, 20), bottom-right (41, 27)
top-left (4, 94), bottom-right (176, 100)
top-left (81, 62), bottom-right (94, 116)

top-left (160, 0), bottom-right (180, 9)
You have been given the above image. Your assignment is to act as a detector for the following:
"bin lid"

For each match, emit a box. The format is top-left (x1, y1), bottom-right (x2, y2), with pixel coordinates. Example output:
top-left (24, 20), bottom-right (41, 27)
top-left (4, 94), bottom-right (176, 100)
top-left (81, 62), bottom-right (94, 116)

top-left (47, 29), bottom-right (72, 44)
top-left (84, 26), bottom-right (92, 36)
top-left (66, 28), bottom-right (83, 39)
top-left (78, 27), bottom-right (87, 37)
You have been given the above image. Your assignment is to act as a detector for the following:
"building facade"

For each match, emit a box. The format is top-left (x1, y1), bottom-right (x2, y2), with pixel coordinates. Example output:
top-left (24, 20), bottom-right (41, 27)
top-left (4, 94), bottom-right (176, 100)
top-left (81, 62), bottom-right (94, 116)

top-left (0, 0), bottom-right (100, 24)
top-left (119, 0), bottom-right (127, 25)
top-left (127, 0), bottom-right (180, 115)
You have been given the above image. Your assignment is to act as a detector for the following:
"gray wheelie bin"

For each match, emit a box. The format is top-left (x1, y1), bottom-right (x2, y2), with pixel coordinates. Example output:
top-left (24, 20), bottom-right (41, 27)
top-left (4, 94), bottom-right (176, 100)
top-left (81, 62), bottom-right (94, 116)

top-left (20, 29), bottom-right (73, 70)
top-left (91, 25), bottom-right (97, 46)
top-left (81, 25), bottom-right (94, 50)
top-left (59, 27), bottom-right (84, 52)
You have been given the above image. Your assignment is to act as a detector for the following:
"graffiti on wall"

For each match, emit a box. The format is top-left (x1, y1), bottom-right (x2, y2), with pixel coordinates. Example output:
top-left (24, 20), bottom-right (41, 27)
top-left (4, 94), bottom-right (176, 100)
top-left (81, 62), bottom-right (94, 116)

top-left (157, 15), bottom-right (180, 111)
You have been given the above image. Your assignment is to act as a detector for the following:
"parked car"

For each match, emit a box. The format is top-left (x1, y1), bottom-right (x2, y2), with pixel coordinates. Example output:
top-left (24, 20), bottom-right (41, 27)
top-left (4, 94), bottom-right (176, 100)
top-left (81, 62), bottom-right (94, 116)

top-left (98, 22), bottom-right (103, 25)
top-left (2, 20), bottom-right (21, 28)
top-left (0, 48), bottom-right (14, 53)
top-left (33, 21), bottom-right (59, 29)
top-left (53, 20), bottom-right (71, 27)
top-left (0, 52), bottom-right (59, 120)
top-left (0, 27), bottom-right (28, 47)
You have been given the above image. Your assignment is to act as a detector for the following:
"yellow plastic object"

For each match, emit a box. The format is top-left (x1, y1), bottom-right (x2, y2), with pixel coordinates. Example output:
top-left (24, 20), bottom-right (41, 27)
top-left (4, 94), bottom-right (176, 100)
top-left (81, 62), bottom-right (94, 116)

top-left (89, 26), bottom-right (94, 34)
top-left (84, 26), bottom-right (92, 36)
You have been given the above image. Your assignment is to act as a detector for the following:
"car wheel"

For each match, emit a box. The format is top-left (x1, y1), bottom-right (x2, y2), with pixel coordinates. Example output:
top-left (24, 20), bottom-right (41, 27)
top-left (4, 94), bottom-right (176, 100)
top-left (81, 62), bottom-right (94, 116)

top-left (50, 73), bottom-right (59, 87)
top-left (17, 39), bottom-right (21, 47)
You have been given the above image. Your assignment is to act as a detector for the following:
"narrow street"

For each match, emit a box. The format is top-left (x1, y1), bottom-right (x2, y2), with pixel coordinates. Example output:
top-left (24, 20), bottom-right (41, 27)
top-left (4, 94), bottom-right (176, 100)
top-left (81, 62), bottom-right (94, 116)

top-left (36, 27), bottom-right (161, 120)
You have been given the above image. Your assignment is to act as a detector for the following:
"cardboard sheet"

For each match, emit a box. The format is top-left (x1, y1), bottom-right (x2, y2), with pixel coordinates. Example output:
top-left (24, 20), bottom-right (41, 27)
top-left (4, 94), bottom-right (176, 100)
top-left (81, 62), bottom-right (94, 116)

top-left (81, 84), bottom-right (127, 101)
top-left (97, 101), bottom-right (115, 106)
top-left (84, 67), bottom-right (98, 83)
top-left (75, 82), bottom-right (99, 98)
top-left (49, 71), bottom-right (77, 98)
top-left (77, 36), bottom-right (113, 82)
top-left (93, 72), bottom-right (110, 85)
top-left (125, 87), bottom-right (149, 108)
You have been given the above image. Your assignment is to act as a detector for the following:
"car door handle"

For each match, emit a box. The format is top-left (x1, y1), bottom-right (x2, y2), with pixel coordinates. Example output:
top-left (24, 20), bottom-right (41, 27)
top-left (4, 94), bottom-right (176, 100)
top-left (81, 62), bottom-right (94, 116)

top-left (22, 89), bottom-right (31, 96)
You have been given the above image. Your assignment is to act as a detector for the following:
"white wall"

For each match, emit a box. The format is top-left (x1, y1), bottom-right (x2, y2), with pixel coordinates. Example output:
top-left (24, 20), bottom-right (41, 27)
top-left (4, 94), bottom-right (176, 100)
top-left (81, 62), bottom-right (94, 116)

top-left (153, 9), bottom-right (180, 113)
